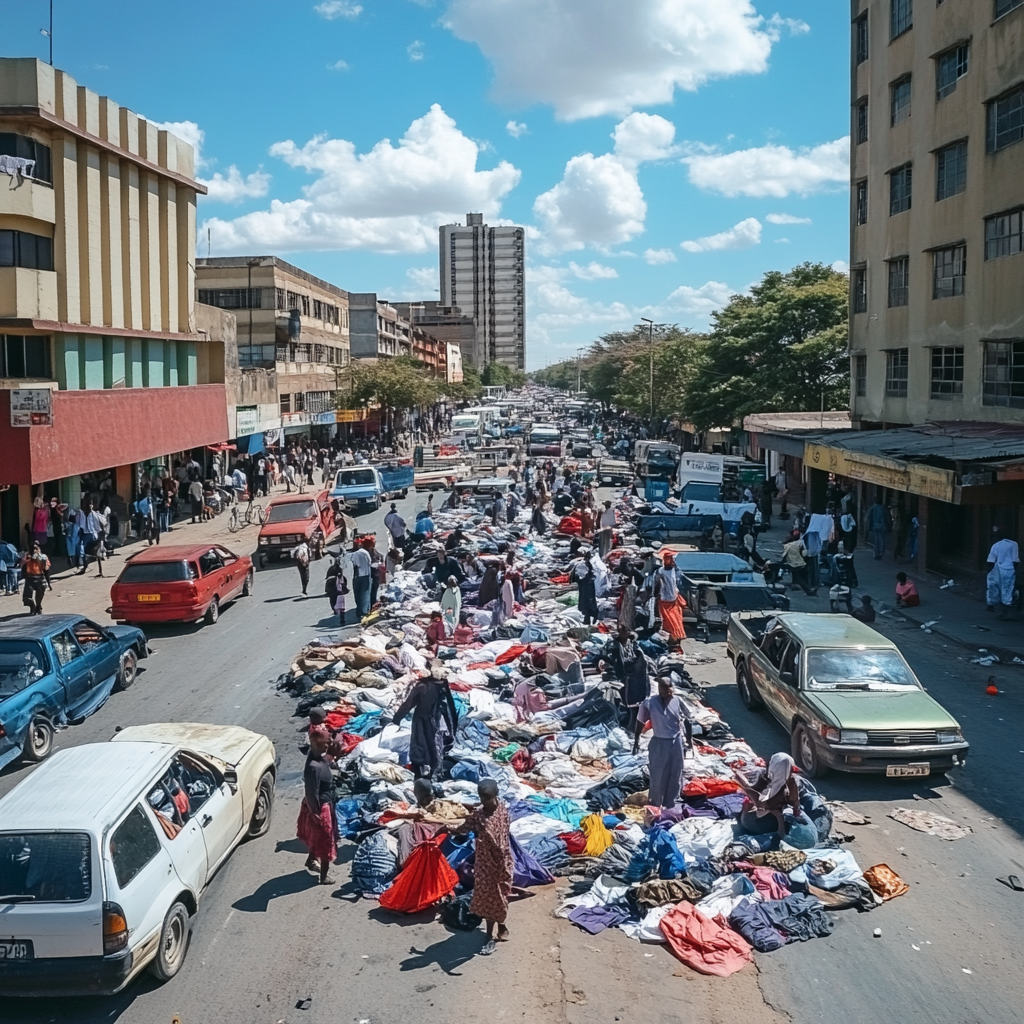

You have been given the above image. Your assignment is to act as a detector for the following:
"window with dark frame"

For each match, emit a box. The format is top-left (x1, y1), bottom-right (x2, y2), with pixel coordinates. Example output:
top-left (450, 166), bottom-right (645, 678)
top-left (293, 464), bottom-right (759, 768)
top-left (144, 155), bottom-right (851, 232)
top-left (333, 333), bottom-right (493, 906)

top-left (1, 335), bottom-right (51, 378)
top-left (0, 133), bottom-right (52, 184)
top-left (890, 0), bottom-right (912, 39)
top-left (888, 257), bottom-right (909, 307)
top-left (279, 393), bottom-right (291, 414)
top-left (885, 349), bottom-right (909, 396)
top-left (196, 288), bottom-right (261, 310)
top-left (854, 354), bottom-right (867, 397)
top-left (856, 101), bottom-right (869, 144)
top-left (856, 180), bottom-right (868, 225)
top-left (987, 85), bottom-right (1024, 153)
top-left (889, 164), bottom-right (912, 215)
top-left (294, 391), bottom-right (306, 413)
top-left (0, 230), bottom-right (54, 271)
top-left (936, 141), bottom-right (967, 200)
top-left (930, 346), bottom-right (964, 398)
top-left (891, 77), bottom-right (912, 126)
top-left (985, 208), bottom-right (1024, 259)
top-left (984, 339), bottom-right (1024, 407)
top-left (936, 45), bottom-right (969, 99)
top-left (276, 287), bottom-right (286, 310)
top-left (853, 269), bottom-right (868, 313)
top-left (995, 0), bottom-right (1023, 19)
top-left (933, 245), bottom-right (966, 298)
top-left (855, 13), bottom-right (869, 64)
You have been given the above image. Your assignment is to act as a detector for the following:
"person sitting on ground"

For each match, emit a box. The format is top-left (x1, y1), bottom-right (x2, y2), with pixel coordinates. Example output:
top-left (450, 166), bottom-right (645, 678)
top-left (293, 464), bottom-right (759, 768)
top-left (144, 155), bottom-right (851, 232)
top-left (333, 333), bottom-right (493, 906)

top-left (453, 609), bottom-right (475, 646)
top-left (851, 593), bottom-right (876, 623)
top-left (732, 752), bottom-right (801, 836)
top-left (424, 609), bottom-right (448, 649)
top-left (895, 572), bottom-right (920, 608)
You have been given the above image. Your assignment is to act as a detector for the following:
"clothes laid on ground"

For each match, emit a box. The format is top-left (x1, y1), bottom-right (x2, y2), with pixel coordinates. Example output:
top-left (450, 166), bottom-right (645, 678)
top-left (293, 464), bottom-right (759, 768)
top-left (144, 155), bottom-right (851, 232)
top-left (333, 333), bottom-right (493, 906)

top-left (659, 901), bottom-right (753, 977)
top-left (378, 839), bottom-right (459, 913)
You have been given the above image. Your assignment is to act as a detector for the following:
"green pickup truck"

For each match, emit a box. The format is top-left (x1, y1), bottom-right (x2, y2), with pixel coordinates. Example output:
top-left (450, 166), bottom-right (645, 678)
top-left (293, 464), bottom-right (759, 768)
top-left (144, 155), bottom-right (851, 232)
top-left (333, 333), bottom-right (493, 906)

top-left (727, 612), bottom-right (968, 778)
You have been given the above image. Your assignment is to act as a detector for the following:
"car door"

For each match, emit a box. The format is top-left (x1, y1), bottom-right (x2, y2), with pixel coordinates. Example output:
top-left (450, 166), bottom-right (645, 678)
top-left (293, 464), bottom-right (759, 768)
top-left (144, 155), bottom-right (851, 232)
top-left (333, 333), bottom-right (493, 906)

top-left (748, 629), bottom-right (788, 722)
top-left (71, 619), bottom-right (120, 688)
top-left (0, 640), bottom-right (60, 764)
top-left (774, 639), bottom-right (804, 727)
top-left (48, 628), bottom-right (94, 712)
top-left (215, 548), bottom-right (243, 599)
top-left (145, 765), bottom-right (209, 895)
top-left (198, 549), bottom-right (227, 601)
top-left (174, 752), bottom-right (245, 872)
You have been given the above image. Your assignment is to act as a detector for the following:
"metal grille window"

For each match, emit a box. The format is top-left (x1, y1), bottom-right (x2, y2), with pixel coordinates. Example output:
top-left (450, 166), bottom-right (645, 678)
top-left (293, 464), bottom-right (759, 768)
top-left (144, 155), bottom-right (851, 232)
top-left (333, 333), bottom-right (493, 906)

top-left (885, 349), bottom-right (909, 396)
top-left (300, 295), bottom-right (310, 317)
top-left (930, 347), bottom-right (964, 398)
top-left (305, 391), bottom-right (334, 415)
top-left (279, 393), bottom-right (291, 414)
top-left (889, 164), bottom-right (912, 215)
top-left (853, 269), bottom-right (867, 313)
top-left (0, 133), bottom-right (52, 184)
top-left (196, 288), bottom-right (261, 310)
top-left (983, 340), bottom-right (1024, 407)
top-left (855, 13), bottom-right (869, 64)
top-left (987, 85), bottom-right (1024, 153)
top-left (933, 245), bottom-right (966, 298)
top-left (891, 77), bottom-right (911, 126)
top-left (856, 180), bottom-right (868, 225)
top-left (0, 230), bottom-right (54, 271)
top-left (276, 288), bottom-right (286, 310)
top-left (888, 257), bottom-right (909, 307)
top-left (996, 0), bottom-right (1023, 18)
top-left (854, 355), bottom-right (868, 397)
top-left (286, 291), bottom-right (300, 310)
top-left (1, 335), bottom-right (51, 378)
top-left (294, 391), bottom-right (306, 413)
top-left (890, 0), bottom-right (912, 39)
top-left (936, 141), bottom-right (967, 200)
top-left (985, 208), bottom-right (1024, 259)
top-left (936, 45), bottom-right (969, 99)
top-left (856, 101), bottom-right (868, 144)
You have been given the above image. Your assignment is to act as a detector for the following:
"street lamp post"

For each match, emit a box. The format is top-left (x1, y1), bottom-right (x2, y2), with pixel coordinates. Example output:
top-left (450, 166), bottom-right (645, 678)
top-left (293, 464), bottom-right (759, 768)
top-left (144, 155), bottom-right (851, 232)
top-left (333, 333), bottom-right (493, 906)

top-left (576, 347), bottom-right (584, 393)
top-left (640, 317), bottom-right (654, 427)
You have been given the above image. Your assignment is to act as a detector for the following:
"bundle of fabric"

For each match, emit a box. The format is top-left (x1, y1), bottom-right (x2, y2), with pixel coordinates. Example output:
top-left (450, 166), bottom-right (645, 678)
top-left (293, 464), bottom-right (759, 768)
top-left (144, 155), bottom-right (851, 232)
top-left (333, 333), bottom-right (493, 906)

top-left (379, 838), bottom-right (460, 913)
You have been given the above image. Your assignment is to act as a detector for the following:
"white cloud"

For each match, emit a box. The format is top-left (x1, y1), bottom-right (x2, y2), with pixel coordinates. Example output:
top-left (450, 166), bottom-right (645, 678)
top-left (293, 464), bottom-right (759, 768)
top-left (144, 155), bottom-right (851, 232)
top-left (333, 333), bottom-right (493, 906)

top-left (407, 40), bottom-right (425, 61)
top-left (327, 59), bottom-right (350, 71)
top-left (681, 217), bottom-right (761, 253)
top-left (407, 265), bottom-right (440, 291)
top-left (441, 0), bottom-right (791, 121)
top-left (532, 112), bottom-right (675, 253)
top-left (665, 280), bottom-right (733, 315)
top-left (506, 120), bottom-right (528, 138)
top-left (201, 166), bottom-right (272, 204)
top-left (201, 104), bottom-right (520, 254)
top-left (775, 237), bottom-right (789, 244)
top-left (765, 212), bottom-right (812, 225)
top-left (315, 1), bottom-right (362, 19)
top-left (528, 265), bottom-right (632, 329)
top-left (147, 119), bottom-right (205, 161)
top-left (644, 247), bottom-right (677, 265)
top-left (831, 260), bottom-right (850, 274)
top-left (684, 138), bottom-right (849, 198)
top-left (568, 261), bottom-right (618, 280)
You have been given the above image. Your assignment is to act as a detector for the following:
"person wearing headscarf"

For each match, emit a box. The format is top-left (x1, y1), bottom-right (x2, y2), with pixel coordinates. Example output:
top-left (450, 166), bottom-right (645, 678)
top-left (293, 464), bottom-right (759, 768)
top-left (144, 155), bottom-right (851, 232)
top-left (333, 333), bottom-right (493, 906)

top-left (573, 547), bottom-right (599, 626)
top-left (602, 625), bottom-right (650, 728)
top-left (440, 575), bottom-right (462, 636)
top-left (389, 668), bottom-right (459, 779)
top-left (477, 560), bottom-right (501, 607)
top-left (655, 551), bottom-right (687, 644)
top-left (296, 727), bottom-right (337, 884)
top-left (530, 499), bottom-right (548, 536)
top-left (733, 752), bottom-right (801, 835)
top-left (631, 676), bottom-right (692, 810)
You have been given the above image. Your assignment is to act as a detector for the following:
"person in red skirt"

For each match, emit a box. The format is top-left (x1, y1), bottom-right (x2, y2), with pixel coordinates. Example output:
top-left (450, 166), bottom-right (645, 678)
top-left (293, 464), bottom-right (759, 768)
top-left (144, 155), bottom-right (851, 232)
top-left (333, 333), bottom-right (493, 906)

top-left (297, 727), bottom-right (336, 884)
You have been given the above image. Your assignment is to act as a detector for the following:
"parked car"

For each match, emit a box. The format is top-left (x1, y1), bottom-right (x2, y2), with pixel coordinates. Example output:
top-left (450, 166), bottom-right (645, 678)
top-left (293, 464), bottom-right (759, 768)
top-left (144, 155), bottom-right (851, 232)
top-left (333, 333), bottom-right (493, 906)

top-left (0, 722), bottom-right (276, 996)
top-left (109, 544), bottom-right (253, 626)
top-left (257, 490), bottom-right (338, 561)
top-left (330, 466), bottom-right (387, 512)
top-left (0, 615), bottom-right (146, 770)
top-left (375, 462), bottom-right (415, 500)
top-left (727, 612), bottom-right (968, 777)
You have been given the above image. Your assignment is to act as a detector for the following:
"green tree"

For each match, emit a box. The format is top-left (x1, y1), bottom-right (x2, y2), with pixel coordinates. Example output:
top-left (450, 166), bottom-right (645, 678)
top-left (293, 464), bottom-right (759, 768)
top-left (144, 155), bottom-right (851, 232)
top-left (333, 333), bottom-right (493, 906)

top-left (442, 363), bottom-right (483, 403)
top-left (480, 362), bottom-right (528, 389)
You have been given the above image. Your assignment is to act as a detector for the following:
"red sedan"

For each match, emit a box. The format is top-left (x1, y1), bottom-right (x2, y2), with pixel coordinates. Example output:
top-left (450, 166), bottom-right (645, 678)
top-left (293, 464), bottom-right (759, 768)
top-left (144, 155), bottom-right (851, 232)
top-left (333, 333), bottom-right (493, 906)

top-left (109, 544), bottom-right (254, 626)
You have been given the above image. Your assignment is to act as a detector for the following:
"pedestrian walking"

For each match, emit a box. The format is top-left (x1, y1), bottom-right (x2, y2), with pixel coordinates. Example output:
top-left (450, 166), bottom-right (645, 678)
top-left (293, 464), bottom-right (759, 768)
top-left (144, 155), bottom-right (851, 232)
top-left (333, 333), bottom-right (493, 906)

top-left (254, 456), bottom-right (268, 497)
top-left (325, 556), bottom-right (347, 625)
top-left (48, 497), bottom-right (66, 558)
top-left (0, 539), bottom-right (19, 595)
top-left (632, 676), bottom-right (692, 811)
top-left (157, 491), bottom-right (174, 536)
top-left (603, 625), bottom-right (650, 729)
top-left (866, 496), bottom-right (891, 559)
top-left (20, 543), bottom-right (50, 615)
top-left (350, 540), bottom-right (373, 618)
top-left (655, 551), bottom-right (688, 642)
top-left (73, 500), bottom-right (103, 574)
top-left (597, 500), bottom-right (616, 559)
top-left (188, 478), bottom-right (204, 523)
top-left (30, 498), bottom-right (49, 550)
top-left (284, 461), bottom-right (297, 493)
top-left (384, 503), bottom-right (407, 546)
top-left (290, 539), bottom-right (312, 595)
top-left (94, 508), bottom-right (109, 577)
top-left (573, 548), bottom-right (599, 626)
top-left (296, 727), bottom-right (337, 885)
top-left (986, 527), bottom-right (1020, 618)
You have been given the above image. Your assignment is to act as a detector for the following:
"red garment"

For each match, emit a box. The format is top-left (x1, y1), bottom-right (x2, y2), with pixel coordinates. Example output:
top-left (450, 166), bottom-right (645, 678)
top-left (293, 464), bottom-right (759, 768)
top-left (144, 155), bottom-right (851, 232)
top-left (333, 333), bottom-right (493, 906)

top-left (296, 801), bottom-right (336, 864)
top-left (510, 748), bottom-right (535, 774)
top-left (658, 595), bottom-right (688, 640)
top-left (549, 574), bottom-right (571, 585)
top-left (557, 516), bottom-right (582, 534)
top-left (556, 831), bottom-right (587, 856)
top-left (324, 709), bottom-right (354, 731)
top-left (683, 777), bottom-right (741, 798)
top-left (659, 902), bottom-right (753, 977)
top-left (495, 644), bottom-right (529, 665)
top-left (379, 840), bottom-right (459, 913)
top-left (337, 732), bottom-right (363, 755)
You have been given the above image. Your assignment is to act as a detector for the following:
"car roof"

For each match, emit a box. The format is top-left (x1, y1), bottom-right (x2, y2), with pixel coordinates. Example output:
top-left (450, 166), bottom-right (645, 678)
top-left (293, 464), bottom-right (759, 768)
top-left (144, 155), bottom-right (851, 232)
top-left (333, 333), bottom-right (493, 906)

top-left (126, 544), bottom-right (228, 563)
top-left (0, 742), bottom-right (174, 833)
top-left (0, 614), bottom-right (89, 640)
top-left (267, 491), bottom-right (325, 505)
top-left (773, 613), bottom-right (895, 648)
top-left (674, 553), bottom-right (751, 573)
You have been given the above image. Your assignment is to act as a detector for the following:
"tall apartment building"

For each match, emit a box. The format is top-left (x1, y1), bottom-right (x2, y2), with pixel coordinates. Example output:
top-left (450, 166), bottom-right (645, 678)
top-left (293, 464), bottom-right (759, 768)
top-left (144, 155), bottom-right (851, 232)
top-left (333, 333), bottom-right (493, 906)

top-left (196, 256), bottom-right (350, 443)
top-left (438, 213), bottom-right (525, 370)
top-left (0, 58), bottom-right (229, 543)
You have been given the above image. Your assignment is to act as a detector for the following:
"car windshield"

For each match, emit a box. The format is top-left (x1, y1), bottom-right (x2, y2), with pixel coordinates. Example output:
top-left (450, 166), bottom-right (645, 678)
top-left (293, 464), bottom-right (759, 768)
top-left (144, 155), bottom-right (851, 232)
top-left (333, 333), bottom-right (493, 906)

top-left (266, 501), bottom-right (315, 523)
top-left (337, 470), bottom-right (376, 487)
top-left (0, 640), bottom-right (48, 697)
top-left (119, 561), bottom-right (191, 584)
top-left (0, 832), bottom-right (92, 902)
top-left (806, 648), bottom-right (920, 691)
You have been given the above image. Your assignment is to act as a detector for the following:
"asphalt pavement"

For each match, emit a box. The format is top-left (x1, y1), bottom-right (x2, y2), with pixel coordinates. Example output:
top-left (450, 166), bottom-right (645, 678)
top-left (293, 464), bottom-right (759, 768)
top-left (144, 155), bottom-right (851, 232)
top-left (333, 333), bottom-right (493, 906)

top-left (1, 485), bottom-right (1022, 1024)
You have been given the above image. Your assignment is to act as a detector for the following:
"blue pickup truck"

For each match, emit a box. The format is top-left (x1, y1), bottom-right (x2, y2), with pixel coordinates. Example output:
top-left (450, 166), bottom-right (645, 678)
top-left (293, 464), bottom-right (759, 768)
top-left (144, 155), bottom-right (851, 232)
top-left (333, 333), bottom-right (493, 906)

top-left (330, 462), bottom-right (414, 511)
top-left (0, 615), bottom-right (147, 769)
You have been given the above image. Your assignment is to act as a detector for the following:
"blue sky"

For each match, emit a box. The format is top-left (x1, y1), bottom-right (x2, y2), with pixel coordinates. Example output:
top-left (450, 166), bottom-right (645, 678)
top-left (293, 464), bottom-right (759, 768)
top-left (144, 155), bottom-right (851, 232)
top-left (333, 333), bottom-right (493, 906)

top-left (4, 0), bottom-right (851, 368)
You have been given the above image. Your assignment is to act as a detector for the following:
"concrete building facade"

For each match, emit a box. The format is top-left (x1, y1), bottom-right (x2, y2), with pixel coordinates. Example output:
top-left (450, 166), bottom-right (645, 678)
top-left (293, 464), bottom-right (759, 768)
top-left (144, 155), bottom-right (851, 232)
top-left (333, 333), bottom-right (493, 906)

top-left (438, 213), bottom-right (525, 371)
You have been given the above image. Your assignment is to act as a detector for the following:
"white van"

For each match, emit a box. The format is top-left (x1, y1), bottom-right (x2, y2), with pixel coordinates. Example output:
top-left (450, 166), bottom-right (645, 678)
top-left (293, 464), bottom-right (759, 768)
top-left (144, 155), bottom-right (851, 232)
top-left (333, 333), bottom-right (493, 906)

top-left (0, 723), bottom-right (276, 996)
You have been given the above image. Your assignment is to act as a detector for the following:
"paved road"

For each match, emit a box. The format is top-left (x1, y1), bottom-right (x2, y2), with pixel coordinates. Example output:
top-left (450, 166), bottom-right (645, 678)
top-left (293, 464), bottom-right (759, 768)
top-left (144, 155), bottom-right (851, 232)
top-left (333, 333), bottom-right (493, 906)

top-left (2, 487), bottom-right (1022, 1023)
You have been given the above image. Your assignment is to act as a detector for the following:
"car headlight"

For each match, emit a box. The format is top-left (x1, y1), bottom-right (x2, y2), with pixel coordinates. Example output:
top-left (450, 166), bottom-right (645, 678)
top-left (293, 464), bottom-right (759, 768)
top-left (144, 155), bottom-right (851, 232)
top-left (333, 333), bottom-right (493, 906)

top-left (937, 730), bottom-right (962, 744)
top-left (822, 726), bottom-right (841, 743)
top-left (259, 537), bottom-right (270, 546)
top-left (840, 729), bottom-right (869, 744)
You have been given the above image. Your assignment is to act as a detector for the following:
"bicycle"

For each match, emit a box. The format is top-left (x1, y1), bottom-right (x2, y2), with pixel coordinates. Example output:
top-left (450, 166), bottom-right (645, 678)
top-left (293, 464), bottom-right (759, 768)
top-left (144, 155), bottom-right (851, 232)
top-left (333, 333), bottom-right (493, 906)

top-left (228, 497), bottom-right (266, 533)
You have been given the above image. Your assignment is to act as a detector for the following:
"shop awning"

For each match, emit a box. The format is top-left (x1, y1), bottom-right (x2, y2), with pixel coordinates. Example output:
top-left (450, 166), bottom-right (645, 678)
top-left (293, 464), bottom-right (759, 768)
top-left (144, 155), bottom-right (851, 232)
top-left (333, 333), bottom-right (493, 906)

top-left (207, 442), bottom-right (237, 452)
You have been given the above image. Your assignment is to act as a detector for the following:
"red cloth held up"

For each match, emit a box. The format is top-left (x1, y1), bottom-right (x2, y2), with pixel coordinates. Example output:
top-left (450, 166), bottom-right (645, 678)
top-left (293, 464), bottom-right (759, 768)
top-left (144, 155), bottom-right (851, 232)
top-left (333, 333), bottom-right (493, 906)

top-left (683, 777), bottom-right (741, 798)
top-left (557, 516), bottom-right (582, 535)
top-left (495, 644), bottom-right (529, 665)
top-left (379, 839), bottom-right (459, 913)
top-left (659, 901), bottom-right (752, 977)
top-left (556, 831), bottom-right (587, 857)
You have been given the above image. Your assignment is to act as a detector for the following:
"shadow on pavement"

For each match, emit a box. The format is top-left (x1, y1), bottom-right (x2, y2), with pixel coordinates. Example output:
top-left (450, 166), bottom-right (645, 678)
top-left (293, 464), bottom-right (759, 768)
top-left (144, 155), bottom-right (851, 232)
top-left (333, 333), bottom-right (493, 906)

top-left (398, 931), bottom-right (486, 975)
top-left (367, 905), bottom-right (438, 928)
top-left (232, 869), bottom-right (319, 912)
top-left (2, 976), bottom-right (162, 1024)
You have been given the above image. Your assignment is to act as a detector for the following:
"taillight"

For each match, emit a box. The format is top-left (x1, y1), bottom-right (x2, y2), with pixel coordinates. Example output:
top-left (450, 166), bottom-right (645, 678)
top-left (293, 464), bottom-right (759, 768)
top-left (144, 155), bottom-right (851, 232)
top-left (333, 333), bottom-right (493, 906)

top-left (103, 902), bottom-right (128, 954)
top-left (186, 583), bottom-right (198, 600)
top-left (0, 722), bottom-right (6, 739)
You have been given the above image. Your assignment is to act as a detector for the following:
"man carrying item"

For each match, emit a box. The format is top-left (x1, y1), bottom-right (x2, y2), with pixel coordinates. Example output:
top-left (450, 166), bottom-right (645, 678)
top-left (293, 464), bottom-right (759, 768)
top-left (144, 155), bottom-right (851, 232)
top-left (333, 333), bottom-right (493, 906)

top-left (986, 527), bottom-right (1020, 619)
top-left (290, 538), bottom-right (312, 596)
top-left (384, 504), bottom-right (407, 547)
top-left (20, 542), bottom-right (50, 615)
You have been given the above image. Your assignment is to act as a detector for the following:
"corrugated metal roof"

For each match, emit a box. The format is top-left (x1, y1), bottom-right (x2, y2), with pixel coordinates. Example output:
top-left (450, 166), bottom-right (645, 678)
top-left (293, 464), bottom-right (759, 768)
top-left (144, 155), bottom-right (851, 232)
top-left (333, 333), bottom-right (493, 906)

top-left (743, 411), bottom-right (852, 433)
top-left (808, 422), bottom-right (1024, 465)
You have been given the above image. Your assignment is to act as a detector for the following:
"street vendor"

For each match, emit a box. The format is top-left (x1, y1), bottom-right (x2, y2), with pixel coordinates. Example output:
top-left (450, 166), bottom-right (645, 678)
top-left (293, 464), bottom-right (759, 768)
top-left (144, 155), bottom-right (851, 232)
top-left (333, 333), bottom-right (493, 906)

top-left (732, 752), bottom-right (801, 836)
top-left (655, 551), bottom-right (687, 644)
top-left (388, 668), bottom-right (459, 779)
top-left (602, 625), bottom-right (650, 728)
top-left (632, 676), bottom-right (692, 810)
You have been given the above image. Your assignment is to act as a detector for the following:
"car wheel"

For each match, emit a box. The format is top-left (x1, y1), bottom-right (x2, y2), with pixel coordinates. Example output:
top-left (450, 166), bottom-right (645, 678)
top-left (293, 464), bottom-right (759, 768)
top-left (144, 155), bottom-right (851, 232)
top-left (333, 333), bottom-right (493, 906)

top-left (205, 597), bottom-right (220, 625)
top-left (401, 488), bottom-right (408, 499)
top-left (242, 570), bottom-right (254, 597)
top-left (247, 770), bottom-right (275, 838)
top-left (736, 662), bottom-right (763, 711)
top-left (148, 901), bottom-right (191, 982)
top-left (115, 649), bottom-right (138, 691)
top-left (22, 717), bottom-right (54, 762)
top-left (792, 722), bottom-right (827, 778)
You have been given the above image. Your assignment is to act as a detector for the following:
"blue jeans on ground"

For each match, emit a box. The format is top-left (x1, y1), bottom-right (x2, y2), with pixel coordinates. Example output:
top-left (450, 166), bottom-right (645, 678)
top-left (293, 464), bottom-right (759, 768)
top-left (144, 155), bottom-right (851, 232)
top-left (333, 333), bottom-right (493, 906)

top-left (352, 574), bottom-right (371, 618)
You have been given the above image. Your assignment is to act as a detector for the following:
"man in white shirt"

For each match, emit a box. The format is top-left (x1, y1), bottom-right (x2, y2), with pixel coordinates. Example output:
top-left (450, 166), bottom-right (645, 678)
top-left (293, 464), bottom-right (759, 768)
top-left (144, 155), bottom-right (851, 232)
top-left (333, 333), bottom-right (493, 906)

top-left (384, 504), bottom-right (407, 546)
top-left (290, 540), bottom-right (311, 596)
top-left (597, 501), bottom-right (617, 559)
top-left (986, 529), bottom-right (1020, 617)
top-left (350, 542), bottom-right (373, 618)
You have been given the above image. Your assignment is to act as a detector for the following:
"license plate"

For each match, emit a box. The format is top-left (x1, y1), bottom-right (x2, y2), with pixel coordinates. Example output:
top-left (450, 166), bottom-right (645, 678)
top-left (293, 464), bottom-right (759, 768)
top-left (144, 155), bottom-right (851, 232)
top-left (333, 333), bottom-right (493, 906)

top-left (0, 941), bottom-right (33, 960)
top-left (886, 763), bottom-right (930, 777)
top-left (136, 594), bottom-right (161, 602)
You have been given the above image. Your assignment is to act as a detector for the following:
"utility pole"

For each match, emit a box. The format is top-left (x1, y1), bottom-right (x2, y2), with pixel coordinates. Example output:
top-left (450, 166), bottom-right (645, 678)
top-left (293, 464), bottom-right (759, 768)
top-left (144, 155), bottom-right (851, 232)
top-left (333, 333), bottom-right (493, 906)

top-left (576, 347), bottom-right (583, 393)
top-left (641, 317), bottom-right (654, 427)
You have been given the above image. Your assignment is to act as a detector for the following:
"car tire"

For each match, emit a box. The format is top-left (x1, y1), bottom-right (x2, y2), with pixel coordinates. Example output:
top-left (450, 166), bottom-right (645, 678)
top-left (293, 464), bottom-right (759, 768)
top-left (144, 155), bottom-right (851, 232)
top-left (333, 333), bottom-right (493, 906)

top-left (22, 716), bottom-right (54, 762)
top-left (115, 649), bottom-right (138, 692)
top-left (247, 770), bottom-right (275, 839)
top-left (736, 662), bottom-right (763, 711)
top-left (205, 596), bottom-right (219, 625)
top-left (148, 901), bottom-right (191, 982)
top-left (242, 570), bottom-right (254, 597)
top-left (792, 722), bottom-right (828, 778)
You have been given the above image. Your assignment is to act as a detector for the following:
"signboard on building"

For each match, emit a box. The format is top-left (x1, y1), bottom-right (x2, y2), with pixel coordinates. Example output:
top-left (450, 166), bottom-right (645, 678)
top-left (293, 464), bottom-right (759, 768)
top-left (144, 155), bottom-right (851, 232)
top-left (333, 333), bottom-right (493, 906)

top-left (312, 411), bottom-right (337, 425)
top-left (336, 408), bottom-right (367, 423)
top-left (10, 389), bottom-right (53, 427)
top-left (235, 405), bottom-right (259, 437)
top-left (804, 442), bottom-right (954, 503)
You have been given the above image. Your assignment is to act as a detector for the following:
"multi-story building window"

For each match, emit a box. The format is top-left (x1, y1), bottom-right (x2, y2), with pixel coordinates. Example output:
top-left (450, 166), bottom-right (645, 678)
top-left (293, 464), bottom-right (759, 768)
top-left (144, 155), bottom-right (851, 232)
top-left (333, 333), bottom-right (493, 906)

top-left (987, 84), bottom-right (1024, 153)
top-left (276, 287), bottom-right (286, 310)
top-left (930, 346), bottom-right (964, 398)
top-left (891, 76), bottom-right (912, 125)
top-left (0, 335), bottom-right (51, 377)
top-left (286, 290), bottom-right (300, 310)
top-left (933, 245), bottom-right (966, 298)
top-left (888, 257), bottom-right (909, 306)
top-left (0, 230), bottom-right (54, 271)
top-left (885, 349), bottom-right (909, 396)
top-left (995, 0), bottom-right (1024, 18)
top-left (279, 393), bottom-right (291, 414)
top-left (854, 354), bottom-right (868, 397)
top-left (936, 141), bottom-right (967, 200)
top-left (855, 13), bottom-right (869, 64)
top-left (293, 391), bottom-right (305, 412)
top-left (889, 164), bottom-right (912, 214)
top-left (856, 100), bottom-right (869, 144)
top-left (0, 133), bottom-right (52, 183)
top-left (984, 208), bottom-right (1024, 259)
top-left (300, 295), bottom-right (310, 317)
top-left (890, 0), bottom-right (912, 40)
top-left (983, 339), bottom-right (1024, 407)
top-left (856, 180), bottom-right (868, 225)
top-left (936, 44), bottom-right (969, 99)
top-left (853, 269), bottom-right (868, 313)
top-left (196, 288), bottom-right (261, 310)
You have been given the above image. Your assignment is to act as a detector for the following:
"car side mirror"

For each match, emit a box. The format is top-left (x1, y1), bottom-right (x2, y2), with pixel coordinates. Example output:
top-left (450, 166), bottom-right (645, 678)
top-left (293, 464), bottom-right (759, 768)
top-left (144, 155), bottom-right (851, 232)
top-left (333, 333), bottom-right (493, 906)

top-left (780, 671), bottom-right (796, 687)
top-left (223, 769), bottom-right (238, 793)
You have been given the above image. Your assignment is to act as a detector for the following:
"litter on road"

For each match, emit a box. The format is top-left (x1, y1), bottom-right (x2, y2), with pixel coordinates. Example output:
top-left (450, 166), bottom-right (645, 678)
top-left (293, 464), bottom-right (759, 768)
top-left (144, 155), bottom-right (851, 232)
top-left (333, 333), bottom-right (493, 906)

top-left (888, 807), bottom-right (974, 841)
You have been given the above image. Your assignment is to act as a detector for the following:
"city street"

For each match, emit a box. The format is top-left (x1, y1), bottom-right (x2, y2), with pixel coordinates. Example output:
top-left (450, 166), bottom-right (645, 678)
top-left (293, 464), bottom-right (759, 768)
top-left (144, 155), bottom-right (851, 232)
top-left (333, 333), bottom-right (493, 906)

top-left (2, 489), bottom-right (1022, 1024)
